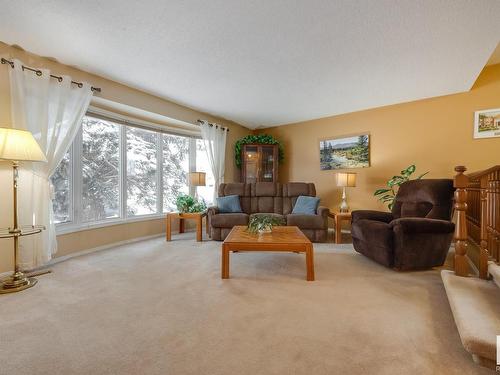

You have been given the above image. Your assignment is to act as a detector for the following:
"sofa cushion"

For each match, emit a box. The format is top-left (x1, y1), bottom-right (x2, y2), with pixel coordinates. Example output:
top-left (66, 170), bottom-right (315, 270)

top-left (292, 195), bottom-right (320, 215)
top-left (218, 183), bottom-right (251, 197)
top-left (287, 214), bottom-right (325, 230)
top-left (217, 195), bottom-right (242, 213)
top-left (253, 182), bottom-right (281, 197)
top-left (211, 213), bottom-right (249, 228)
top-left (283, 182), bottom-right (316, 197)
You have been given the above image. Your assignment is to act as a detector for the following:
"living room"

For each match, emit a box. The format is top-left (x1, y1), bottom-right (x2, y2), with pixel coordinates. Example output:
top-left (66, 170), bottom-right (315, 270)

top-left (0, 2), bottom-right (499, 374)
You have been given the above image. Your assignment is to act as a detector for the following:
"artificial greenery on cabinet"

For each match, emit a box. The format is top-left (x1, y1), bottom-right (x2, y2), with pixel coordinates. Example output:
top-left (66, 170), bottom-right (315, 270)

top-left (234, 134), bottom-right (284, 168)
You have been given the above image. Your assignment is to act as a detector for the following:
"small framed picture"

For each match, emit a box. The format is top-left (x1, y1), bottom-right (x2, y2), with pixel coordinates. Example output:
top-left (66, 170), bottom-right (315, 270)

top-left (474, 108), bottom-right (500, 139)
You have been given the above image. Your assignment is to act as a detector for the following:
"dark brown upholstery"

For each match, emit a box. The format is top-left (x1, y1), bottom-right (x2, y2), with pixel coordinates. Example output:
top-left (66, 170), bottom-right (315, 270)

top-left (208, 182), bottom-right (328, 242)
top-left (351, 179), bottom-right (455, 270)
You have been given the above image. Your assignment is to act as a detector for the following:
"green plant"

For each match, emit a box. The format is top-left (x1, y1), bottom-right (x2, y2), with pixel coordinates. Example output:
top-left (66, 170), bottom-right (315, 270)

top-left (175, 194), bottom-right (207, 213)
top-left (234, 134), bottom-right (284, 169)
top-left (247, 215), bottom-right (285, 233)
top-left (374, 165), bottom-right (429, 210)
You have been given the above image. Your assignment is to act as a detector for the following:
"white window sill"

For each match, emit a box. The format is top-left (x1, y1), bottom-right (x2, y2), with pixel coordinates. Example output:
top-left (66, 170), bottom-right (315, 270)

top-left (56, 214), bottom-right (167, 235)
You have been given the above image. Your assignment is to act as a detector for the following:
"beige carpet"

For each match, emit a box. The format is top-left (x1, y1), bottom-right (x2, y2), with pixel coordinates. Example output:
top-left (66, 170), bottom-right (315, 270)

top-left (0, 233), bottom-right (491, 375)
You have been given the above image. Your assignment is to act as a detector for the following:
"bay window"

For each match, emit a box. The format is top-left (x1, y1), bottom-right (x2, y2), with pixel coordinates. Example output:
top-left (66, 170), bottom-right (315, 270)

top-left (51, 113), bottom-right (214, 233)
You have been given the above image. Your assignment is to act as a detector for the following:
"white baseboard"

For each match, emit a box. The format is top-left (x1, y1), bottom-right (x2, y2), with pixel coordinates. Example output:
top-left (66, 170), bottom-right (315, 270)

top-left (0, 233), bottom-right (165, 279)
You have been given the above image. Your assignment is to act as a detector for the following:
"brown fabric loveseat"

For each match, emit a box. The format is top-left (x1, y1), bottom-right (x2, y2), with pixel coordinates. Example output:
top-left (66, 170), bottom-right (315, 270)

top-left (207, 182), bottom-right (329, 242)
top-left (351, 179), bottom-right (455, 270)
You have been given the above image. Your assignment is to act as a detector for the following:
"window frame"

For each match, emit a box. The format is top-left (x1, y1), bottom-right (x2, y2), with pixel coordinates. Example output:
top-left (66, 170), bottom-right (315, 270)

top-left (54, 111), bottom-right (210, 235)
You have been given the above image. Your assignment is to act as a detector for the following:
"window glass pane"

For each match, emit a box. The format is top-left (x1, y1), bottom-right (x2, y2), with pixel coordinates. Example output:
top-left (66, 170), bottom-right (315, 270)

top-left (196, 139), bottom-right (215, 205)
top-left (51, 149), bottom-right (71, 224)
top-left (162, 134), bottom-right (189, 212)
top-left (127, 127), bottom-right (158, 216)
top-left (82, 116), bottom-right (120, 222)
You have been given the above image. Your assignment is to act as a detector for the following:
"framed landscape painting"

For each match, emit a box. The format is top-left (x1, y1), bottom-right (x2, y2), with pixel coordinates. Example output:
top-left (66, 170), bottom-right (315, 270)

top-left (474, 108), bottom-right (500, 139)
top-left (319, 134), bottom-right (370, 170)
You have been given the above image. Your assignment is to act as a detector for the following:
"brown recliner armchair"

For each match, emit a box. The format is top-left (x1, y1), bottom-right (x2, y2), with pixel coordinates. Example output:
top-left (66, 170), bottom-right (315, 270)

top-left (351, 179), bottom-right (455, 270)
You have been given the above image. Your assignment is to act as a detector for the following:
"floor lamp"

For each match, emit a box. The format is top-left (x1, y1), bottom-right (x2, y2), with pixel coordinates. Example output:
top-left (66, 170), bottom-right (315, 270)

top-left (0, 127), bottom-right (47, 294)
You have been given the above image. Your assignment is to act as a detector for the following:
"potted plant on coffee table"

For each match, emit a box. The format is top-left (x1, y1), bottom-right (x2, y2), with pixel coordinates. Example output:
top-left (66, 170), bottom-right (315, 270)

top-left (247, 215), bottom-right (285, 234)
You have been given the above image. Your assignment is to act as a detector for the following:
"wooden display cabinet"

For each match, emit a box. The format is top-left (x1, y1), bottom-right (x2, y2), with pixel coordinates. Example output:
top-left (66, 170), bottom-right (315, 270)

top-left (241, 144), bottom-right (279, 183)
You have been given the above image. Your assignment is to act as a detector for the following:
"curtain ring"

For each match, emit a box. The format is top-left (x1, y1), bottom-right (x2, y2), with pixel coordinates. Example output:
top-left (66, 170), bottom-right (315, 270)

top-left (58, 77), bottom-right (63, 82)
top-left (36, 70), bottom-right (42, 76)
top-left (78, 83), bottom-right (83, 88)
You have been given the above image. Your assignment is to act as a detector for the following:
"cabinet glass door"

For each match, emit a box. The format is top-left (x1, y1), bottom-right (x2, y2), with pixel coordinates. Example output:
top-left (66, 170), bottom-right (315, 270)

top-left (244, 145), bottom-right (259, 183)
top-left (260, 146), bottom-right (275, 182)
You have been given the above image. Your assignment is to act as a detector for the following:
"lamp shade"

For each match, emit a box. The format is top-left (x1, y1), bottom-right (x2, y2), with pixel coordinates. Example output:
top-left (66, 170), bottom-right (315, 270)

top-left (336, 172), bottom-right (356, 187)
top-left (0, 127), bottom-right (47, 162)
top-left (188, 171), bottom-right (206, 187)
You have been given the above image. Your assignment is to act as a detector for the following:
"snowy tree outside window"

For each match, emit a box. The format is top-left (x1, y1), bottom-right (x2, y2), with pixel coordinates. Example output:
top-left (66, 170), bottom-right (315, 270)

top-left (82, 117), bottom-right (120, 221)
top-left (50, 149), bottom-right (71, 224)
top-left (126, 127), bottom-right (158, 216)
top-left (162, 134), bottom-right (189, 212)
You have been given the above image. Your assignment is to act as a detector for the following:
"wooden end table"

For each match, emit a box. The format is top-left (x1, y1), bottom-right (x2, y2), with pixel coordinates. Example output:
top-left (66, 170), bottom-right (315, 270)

top-left (221, 226), bottom-right (314, 281)
top-left (328, 211), bottom-right (352, 244)
top-left (166, 212), bottom-right (208, 242)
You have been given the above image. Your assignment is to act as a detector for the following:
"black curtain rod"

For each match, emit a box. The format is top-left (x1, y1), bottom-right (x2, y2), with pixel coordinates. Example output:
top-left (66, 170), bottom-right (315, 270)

top-left (197, 119), bottom-right (229, 132)
top-left (1, 58), bottom-right (101, 93)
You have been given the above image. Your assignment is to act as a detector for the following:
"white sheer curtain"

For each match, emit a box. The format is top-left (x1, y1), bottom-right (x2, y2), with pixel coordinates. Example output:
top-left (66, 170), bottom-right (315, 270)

top-left (199, 120), bottom-right (227, 202)
top-left (9, 59), bottom-right (93, 269)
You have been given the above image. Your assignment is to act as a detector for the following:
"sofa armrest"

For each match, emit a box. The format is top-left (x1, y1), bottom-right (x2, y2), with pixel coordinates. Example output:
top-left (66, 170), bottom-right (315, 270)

top-left (351, 210), bottom-right (393, 223)
top-left (317, 206), bottom-right (330, 218)
top-left (390, 217), bottom-right (455, 233)
top-left (207, 206), bottom-right (219, 217)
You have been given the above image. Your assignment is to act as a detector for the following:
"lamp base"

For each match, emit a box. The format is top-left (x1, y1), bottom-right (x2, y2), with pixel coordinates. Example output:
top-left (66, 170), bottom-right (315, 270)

top-left (339, 187), bottom-right (350, 213)
top-left (0, 271), bottom-right (38, 294)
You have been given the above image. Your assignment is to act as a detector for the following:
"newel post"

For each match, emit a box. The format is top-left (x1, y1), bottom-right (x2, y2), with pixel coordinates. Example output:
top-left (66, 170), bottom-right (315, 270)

top-left (454, 166), bottom-right (469, 276)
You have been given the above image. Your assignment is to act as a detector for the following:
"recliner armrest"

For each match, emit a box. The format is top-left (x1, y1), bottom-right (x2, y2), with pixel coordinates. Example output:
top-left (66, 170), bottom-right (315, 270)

top-left (351, 210), bottom-right (393, 223)
top-left (317, 206), bottom-right (329, 218)
top-left (390, 217), bottom-right (455, 233)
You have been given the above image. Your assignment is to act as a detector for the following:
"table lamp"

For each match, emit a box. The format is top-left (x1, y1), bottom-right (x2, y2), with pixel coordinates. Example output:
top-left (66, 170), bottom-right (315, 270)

top-left (336, 172), bottom-right (356, 213)
top-left (0, 127), bottom-right (47, 294)
top-left (188, 171), bottom-right (206, 198)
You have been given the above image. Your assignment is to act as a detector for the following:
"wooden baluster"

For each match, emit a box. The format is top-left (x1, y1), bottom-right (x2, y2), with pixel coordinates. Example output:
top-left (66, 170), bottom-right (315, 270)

top-left (479, 175), bottom-right (489, 279)
top-left (454, 166), bottom-right (469, 277)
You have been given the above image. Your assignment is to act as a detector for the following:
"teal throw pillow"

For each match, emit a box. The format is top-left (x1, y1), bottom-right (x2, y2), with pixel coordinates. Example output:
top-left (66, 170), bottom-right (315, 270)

top-left (292, 195), bottom-right (320, 215)
top-left (217, 195), bottom-right (242, 213)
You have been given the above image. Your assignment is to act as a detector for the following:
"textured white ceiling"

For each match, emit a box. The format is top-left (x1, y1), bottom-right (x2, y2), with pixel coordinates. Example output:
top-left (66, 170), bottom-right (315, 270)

top-left (1, 1), bottom-right (499, 128)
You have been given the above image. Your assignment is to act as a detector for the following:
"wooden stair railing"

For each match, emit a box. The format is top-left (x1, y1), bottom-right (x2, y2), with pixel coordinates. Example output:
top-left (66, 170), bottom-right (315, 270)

top-left (453, 165), bottom-right (500, 278)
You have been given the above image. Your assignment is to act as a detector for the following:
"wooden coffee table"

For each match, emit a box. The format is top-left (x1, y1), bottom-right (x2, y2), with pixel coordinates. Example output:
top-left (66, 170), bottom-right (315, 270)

top-left (221, 226), bottom-right (314, 281)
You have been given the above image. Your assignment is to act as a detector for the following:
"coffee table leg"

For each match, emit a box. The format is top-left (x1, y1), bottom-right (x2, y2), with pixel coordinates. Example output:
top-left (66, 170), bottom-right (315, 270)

top-left (305, 244), bottom-right (315, 281)
top-left (221, 244), bottom-right (230, 279)
top-left (166, 214), bottom-right (172, 241)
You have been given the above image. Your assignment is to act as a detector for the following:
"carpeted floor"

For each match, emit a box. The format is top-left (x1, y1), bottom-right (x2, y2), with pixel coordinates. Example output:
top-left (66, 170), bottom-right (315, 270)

top-left (0, 233), bottom-right (491, 375)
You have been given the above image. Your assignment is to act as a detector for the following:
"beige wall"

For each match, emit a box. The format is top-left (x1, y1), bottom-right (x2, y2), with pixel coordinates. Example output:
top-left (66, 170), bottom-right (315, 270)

top-left (0, 43), bottom-right (250, 273)
top-left (258, 63), bottom-right (500, 213)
